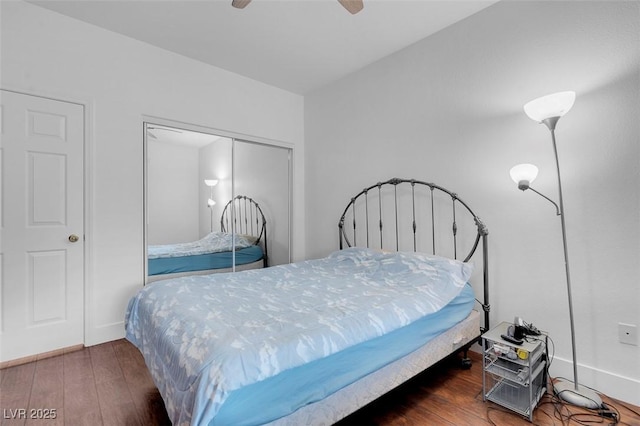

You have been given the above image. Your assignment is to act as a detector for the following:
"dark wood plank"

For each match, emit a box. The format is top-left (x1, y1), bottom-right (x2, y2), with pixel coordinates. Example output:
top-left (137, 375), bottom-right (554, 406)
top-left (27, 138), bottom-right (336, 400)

top-left (95, 376), bottom-right (141, 426)
top-left (413, 392), bottom-right (492, 425)
top-left (89, 342), bottom-right (139, 425)
top-left (112, 339), bottom-right (171, 425)
top-left (62, 348), bottom-right (94, 386)
top-left (63, 348), bottom-right (102, 425)
top-left (90, 342), bottom-right (124, 384)
top-left (25, 356), bottom-right (64, 426)
top-left (2, 339), bottom-right (639, 426)
top-left (0, 362), bottom-right (35, 426)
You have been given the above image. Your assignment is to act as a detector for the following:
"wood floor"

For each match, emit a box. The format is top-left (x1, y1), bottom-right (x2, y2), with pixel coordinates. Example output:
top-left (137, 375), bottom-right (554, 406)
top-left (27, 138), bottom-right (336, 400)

top-left (1, 339), bottom-right (639, 425)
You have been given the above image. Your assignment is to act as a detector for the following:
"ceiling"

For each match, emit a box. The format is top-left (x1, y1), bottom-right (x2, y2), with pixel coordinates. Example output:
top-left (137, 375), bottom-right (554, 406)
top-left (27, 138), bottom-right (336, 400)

top-left (29, 0), bottom-right (499, 95)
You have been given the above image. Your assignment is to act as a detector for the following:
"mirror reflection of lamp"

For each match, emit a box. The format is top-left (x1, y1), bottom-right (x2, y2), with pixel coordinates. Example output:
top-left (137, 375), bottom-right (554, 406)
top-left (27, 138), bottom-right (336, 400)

top-left (204, 179), bottom-right (218, 232)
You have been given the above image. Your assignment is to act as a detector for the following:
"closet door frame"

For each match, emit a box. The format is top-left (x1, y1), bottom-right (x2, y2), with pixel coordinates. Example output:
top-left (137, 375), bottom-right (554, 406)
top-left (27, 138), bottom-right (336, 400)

top-left (142, 116), bottom-right (293, 284)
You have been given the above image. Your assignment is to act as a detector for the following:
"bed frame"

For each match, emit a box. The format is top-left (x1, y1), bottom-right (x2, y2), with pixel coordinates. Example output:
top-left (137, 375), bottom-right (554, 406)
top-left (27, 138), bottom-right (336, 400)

top-left (338, 177), bottom-right (489, 329)
top-left (271, 177), bottom-right (490, 425)
top-left (221, 194), bottom-right (268, 267)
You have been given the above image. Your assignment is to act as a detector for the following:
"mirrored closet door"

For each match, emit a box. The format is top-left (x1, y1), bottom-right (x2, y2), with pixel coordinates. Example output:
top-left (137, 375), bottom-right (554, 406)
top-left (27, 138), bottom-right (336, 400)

top-left (144, 122), bottom-right (291, 283)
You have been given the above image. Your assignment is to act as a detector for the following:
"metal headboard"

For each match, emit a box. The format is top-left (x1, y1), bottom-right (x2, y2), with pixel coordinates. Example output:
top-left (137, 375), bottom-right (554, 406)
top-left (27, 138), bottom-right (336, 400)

top-left (338, 178), bottom-right (489, 332)
top-left (221, 195), bottom-right (268, 267)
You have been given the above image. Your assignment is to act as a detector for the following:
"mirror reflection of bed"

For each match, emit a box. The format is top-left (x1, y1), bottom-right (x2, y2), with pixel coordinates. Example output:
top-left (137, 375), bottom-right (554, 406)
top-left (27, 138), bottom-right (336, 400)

top-left (147, 195), bottom-right (268, 282)
top-left (144, 123), bottom-right (291, 283)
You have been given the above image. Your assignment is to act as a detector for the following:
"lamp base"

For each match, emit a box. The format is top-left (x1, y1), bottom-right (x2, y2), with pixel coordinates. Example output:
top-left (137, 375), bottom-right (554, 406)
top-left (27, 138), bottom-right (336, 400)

top-left (553, 378), bottom-right (603, 409)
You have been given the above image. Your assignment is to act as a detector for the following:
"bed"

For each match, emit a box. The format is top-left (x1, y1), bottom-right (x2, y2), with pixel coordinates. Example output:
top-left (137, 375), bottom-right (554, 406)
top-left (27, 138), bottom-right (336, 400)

top-left (127, 178), bottom-right (490, 425)
top-left (147, 195), bottom-right (268, 281)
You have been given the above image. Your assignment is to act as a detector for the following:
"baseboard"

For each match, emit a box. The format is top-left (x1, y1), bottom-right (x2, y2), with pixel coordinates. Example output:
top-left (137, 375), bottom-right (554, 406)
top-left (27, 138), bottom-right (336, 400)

top-left (550, 356), bottom-right (640, 407)
top-left (0, 344), bottom-right (84, 369)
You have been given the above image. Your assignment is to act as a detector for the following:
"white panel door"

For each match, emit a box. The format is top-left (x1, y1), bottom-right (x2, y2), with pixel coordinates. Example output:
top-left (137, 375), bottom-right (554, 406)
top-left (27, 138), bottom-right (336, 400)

top-left (0, 90), bottom-right (84, 362)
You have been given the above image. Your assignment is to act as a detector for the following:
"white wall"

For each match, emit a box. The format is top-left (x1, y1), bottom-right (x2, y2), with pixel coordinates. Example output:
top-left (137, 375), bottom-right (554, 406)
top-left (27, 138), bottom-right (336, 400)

top-left (147, 140), bottom-right (200, 245)
top-left (234, 141), bottom-right (292, 266)
top-left (305, 1), bottom-right (639, 405)
top-left (1, 1), bottom-right (305, 346)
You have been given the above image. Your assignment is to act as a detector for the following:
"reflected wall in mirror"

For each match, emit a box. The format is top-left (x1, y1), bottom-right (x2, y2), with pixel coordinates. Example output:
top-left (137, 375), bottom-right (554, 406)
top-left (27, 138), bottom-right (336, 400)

top-left (144, 122), bottom-right (291, 283)
top-left (233, 140), bottom-right (291, 267)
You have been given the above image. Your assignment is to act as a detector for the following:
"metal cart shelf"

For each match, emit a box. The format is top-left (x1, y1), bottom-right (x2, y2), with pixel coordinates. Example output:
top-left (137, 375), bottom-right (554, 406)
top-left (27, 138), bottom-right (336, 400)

top-left (482, 321), bottom-right (547, 422)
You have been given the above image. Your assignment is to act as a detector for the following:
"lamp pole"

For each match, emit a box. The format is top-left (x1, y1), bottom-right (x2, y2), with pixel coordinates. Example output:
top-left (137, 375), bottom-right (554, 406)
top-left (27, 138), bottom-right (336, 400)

top-left (204, 179), bottom-right (218, 233)
top-left (543, 117), bottom-right (579, 394)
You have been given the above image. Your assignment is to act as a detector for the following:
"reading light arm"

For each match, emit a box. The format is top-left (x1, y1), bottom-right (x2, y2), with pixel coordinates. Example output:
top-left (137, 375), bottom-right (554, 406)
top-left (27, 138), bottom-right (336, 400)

top-left (521, 185), bottom-right (561, 216)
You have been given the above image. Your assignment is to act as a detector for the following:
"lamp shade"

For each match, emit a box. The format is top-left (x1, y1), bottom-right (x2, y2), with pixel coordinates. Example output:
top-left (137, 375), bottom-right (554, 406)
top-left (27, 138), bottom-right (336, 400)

top-left (523, 91), bottom-right (575, 122)
top-left (510, 163), bottom-right (539, 186)
top-left (204, 179), bottom-right (219, 187)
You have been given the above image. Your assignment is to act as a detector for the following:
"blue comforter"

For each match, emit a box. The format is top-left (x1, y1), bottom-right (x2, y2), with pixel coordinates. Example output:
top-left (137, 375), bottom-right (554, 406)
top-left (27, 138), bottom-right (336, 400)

top-left (147, 232), bottom-right (255, 259)
top-left (125, 248), bottom-right (473, 425)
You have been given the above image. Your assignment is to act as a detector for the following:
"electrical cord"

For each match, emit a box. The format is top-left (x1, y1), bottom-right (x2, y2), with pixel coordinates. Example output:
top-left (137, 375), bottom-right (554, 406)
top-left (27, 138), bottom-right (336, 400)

top-left (542, 391), bottom-right (623, 425)
top-left (523, 320), bottom-right (542, 336)
top-left (614, 400), bottom-right (640, 421)
top-left (547, 376), bottom-right (635, 425)
top-left (524, 329), bottom-right (555, 398)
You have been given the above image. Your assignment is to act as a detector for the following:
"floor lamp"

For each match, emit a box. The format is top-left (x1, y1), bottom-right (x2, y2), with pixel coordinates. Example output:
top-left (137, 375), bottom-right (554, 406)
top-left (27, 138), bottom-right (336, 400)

top-left (509, 91), bottom-right (602, 409)
top-left (205, 179), bottom-right (218, 233)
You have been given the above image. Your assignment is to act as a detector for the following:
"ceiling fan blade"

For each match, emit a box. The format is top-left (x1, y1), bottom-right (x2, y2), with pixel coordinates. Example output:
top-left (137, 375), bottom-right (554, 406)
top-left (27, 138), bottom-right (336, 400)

top-left (232, 0), bottom-right (252, 9)
top-left (338, 0), bottom-right (363, 14)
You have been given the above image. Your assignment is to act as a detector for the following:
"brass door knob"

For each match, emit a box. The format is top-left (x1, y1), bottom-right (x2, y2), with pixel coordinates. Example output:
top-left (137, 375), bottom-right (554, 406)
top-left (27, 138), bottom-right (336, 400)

top-left (68, 234), bottom-right (80, 243)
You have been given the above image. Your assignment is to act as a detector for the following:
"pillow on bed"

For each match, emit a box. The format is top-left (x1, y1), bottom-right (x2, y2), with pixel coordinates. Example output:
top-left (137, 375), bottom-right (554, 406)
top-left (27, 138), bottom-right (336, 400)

top-left (239, 234), bottom-right (259, 245)
top-left (202, 232), bottom-right (255, 249)
top-left (377, 250), bottom-right (474, 286)
top-left (330, 247), bottom-right (473, 287)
